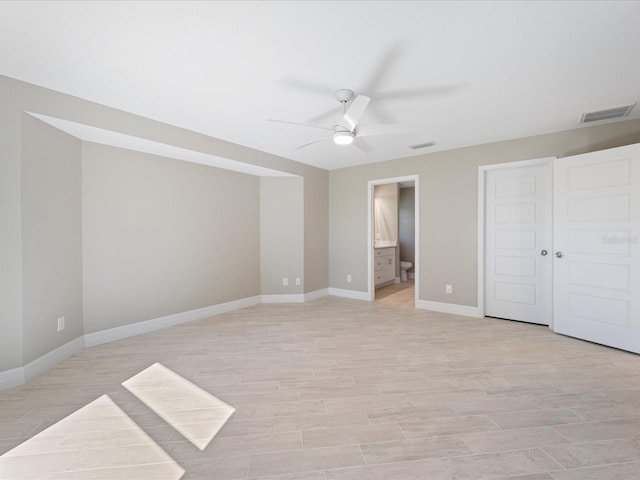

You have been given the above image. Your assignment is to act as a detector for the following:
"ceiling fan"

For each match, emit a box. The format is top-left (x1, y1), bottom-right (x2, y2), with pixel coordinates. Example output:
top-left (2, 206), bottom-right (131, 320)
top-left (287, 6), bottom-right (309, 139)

top-left (268, 89), bottom-right (423, 152)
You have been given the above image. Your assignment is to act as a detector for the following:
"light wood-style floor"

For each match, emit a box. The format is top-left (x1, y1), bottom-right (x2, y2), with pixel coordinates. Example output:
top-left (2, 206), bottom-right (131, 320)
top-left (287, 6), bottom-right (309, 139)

top-left (2, 296), bottom-right (640, 479)
top-left (375, 280), bottom-right (415, 307)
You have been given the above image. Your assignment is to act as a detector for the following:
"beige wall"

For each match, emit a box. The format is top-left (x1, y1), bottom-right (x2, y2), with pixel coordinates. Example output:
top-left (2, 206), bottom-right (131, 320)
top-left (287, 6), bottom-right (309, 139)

top-left (260, 177), bottom-right (304, 295)
top-left (329, 120), bottom-right (640, 306)
top-left (0, 77), bottom-right (25, 371)
top-left (303, 169), bottom-right (329, 293)
top-left (21, 115), bottom-right (83, 363)
top-left (82, 143), bottom-right (261, 333)
top-left (0, 74), bottom-right (328, 376)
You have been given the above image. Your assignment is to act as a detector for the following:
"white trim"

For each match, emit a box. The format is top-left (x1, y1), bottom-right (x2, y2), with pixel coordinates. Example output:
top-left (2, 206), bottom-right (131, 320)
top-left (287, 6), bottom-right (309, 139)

top-left (417, 300), bottom-right (482, 318)
top-left (304, 288), bottom-right (329, 301)
top-left (261, 289), bottom-right (329, 303)
top-left (261, 294), bottom-right (305, 303)
top-left (0, 367), bottom-right (24, 390)
top-left (328, 287), bottom-right (370, 301)
top-left (368, 175), bottom-right (420, 306)
top-left (0, 336), bottom-right (85, 390)
top-left (477, 157), bottom-right (555, 319)
top-left (84, 296), bottom-right (262, 347)
top-left (23, 337), bottom-right (85, 383)
top-left (0, 291), bottom-right (336, 390)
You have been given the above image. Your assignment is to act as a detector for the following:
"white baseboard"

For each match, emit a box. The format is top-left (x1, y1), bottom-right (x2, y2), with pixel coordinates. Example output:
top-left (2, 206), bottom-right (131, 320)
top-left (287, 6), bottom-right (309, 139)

top-left (304, 288), bottom-right (329, 301)
top-left (24, 337), bottom-right (85, 383)
top-left (417, 300), bottom-right (482, 318)
top-left (328, 287), bottom-right (370, 301)
top-left (0, 367), bottom-right (24, 390)
top-left (84, 295), bottom-right (262, 347)
top-left (261, 294), bottom-right (305, 303)
top-left (408, 272), bottom-right (415, 279)
top-left (0, 336), bottom-right (85, 390)
top-left (1, 290), bottom-right (339, 390)
top-left (261, 289), bottom-right (330, 303)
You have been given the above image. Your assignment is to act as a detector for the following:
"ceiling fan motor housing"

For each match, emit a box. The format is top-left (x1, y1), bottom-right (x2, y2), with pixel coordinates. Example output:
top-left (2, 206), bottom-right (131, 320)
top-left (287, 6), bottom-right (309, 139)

top-left (334, 89), bottom-right (354, 104)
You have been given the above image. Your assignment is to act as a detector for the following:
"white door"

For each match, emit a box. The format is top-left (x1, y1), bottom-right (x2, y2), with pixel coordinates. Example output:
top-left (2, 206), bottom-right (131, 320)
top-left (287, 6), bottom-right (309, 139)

top-left (485, 162), bottom-right (552, 324)
top-left (553, 144), bottom-right (640, 353)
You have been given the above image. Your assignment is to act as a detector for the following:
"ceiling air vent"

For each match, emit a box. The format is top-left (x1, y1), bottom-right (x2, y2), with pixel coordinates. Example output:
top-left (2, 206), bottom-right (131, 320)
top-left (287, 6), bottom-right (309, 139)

top-left (409, 141), bottom-right (435, 150)
top-left (580, 103), bottom-right (636, 123)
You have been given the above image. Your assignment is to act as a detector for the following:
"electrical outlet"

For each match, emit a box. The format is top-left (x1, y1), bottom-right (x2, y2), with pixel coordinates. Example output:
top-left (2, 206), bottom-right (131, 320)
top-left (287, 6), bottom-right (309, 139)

top-left (282, 278), bottom-right (288, 286)
top-left (347, 274), bottom-right (352, 283)
top-left (57, 316), bottom-right (65, 332)
top-left (295, 278), bottom-right (301, 286)
top-left (445, 284), bottom-right (453, 294)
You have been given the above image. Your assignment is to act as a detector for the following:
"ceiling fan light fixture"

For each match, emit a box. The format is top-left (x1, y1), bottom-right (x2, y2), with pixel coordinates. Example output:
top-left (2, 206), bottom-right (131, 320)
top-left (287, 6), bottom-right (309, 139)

top-left (333, 131), bottom-right (354, 145)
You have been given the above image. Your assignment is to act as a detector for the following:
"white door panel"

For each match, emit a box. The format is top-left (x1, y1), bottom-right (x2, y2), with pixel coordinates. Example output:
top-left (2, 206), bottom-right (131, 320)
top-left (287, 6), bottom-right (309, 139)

top-left (553, 143), bottom-right (640, 353)
top-left (485, 162), bottom-right (552, 324)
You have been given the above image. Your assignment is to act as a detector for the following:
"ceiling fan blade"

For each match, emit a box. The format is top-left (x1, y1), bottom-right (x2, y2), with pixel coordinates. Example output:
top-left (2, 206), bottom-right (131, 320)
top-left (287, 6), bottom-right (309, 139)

top-left (361, 44), bottom-right (403, 94)
top-left (357, 123), bottom-right (424, 138)
top-left (376, 85), bottom-right (459, 101)
top-left (296, 136), bottom-right (332, 150)
top-left (268, 119), bottom-right (333, 132)
top-left (352, 137), bottom-right (372, 153)
top-left (307, 106), bottom-right (341, 125)
top-left (343, 95), bottom-right (371, 131)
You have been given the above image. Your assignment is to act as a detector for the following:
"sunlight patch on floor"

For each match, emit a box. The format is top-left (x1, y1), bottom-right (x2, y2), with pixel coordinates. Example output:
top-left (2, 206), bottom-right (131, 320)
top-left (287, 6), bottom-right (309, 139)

top-left (122, 363), bottom-right (235, 450)
top-left (0, 395), bottom-right (184, 480)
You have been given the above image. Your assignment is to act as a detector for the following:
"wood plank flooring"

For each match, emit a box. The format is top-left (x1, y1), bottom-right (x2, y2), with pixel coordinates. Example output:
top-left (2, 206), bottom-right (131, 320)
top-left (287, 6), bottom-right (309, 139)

top-left (2, 296), bottom-right (640, 479)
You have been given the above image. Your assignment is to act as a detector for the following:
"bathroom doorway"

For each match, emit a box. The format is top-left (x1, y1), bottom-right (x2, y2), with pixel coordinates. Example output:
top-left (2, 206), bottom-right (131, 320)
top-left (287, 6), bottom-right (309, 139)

top-left (367, 175), bottom-right (419, 307)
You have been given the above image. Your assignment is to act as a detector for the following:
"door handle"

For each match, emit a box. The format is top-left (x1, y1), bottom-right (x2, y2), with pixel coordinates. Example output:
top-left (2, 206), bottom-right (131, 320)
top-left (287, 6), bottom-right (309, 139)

top-left (555, 251), bottom-right (564, 258)
top-left (541, 249), bottom-right (548, 256)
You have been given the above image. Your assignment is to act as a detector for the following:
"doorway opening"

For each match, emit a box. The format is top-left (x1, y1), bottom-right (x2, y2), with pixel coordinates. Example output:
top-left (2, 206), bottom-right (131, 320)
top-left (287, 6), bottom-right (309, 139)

top-left (367, 175), bottom-right (419, 307)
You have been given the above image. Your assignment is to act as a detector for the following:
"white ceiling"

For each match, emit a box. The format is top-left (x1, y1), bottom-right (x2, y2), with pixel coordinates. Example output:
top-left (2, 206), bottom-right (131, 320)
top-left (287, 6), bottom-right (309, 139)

top-left (1, 1), bottom-right (639, 171)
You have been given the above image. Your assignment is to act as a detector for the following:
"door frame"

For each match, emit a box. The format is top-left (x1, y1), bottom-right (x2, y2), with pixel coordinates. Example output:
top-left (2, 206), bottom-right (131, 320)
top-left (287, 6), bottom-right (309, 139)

top-left (477, 157), bottom-right (555, 324)
top-left (367, 174), bottom-right (420, 305)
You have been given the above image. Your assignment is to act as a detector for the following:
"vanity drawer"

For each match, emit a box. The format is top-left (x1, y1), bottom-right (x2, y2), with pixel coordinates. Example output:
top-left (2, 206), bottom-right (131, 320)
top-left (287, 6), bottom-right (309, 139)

top-left (375, 247), bottom-right (395, 256)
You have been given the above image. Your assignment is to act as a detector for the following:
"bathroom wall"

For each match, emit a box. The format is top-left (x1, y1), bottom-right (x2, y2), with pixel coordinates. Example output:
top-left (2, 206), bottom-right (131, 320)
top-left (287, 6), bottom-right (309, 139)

top-left (398, 187), bottom-right (415, 275)
top-left (373, 183), bottom-right (398, 248)
top-left (260, 176), bottom-right (304, 295)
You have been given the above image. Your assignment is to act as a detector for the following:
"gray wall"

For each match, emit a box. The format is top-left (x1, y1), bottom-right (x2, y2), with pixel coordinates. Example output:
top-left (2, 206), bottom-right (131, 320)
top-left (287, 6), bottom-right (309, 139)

top-left (303, 169), bottom-right (328, 293)
top-left (260, 177), bottom-right (304, 295)
top-left (398, 187), bottom-right (415, 271)
top-left (82, 143), bottom-right (260, 333)
top-left (1, 78), bottom-right (25, 371)
top-left (0, 74), bottom-right (328, 374)
top-left (21, 114), bottom-right (83, 363)
top-left (329, 119), bottom-right (640, 306)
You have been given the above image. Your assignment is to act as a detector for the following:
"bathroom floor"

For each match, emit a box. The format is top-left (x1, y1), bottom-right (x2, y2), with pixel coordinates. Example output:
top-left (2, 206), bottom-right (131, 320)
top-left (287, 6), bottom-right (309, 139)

top-left (375, 280), bottom-right (415, 307)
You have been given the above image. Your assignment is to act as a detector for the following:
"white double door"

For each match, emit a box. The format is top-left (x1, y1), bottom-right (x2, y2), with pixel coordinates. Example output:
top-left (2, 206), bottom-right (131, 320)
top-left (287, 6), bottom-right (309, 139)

top-left (485, 144), bottom-right (640, 354)
top-left (485, 162), bottom-right (552, 325)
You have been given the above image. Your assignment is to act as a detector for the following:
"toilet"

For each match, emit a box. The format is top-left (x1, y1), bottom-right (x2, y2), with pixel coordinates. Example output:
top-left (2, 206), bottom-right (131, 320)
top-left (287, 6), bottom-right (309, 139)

top-left (399, 261), bottom-right (413, 282)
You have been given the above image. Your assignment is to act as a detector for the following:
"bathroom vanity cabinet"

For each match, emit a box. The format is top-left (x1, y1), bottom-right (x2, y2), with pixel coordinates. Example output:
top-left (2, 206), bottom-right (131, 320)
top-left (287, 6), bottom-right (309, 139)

top-left (375, 247), bottom-right (396, 287)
